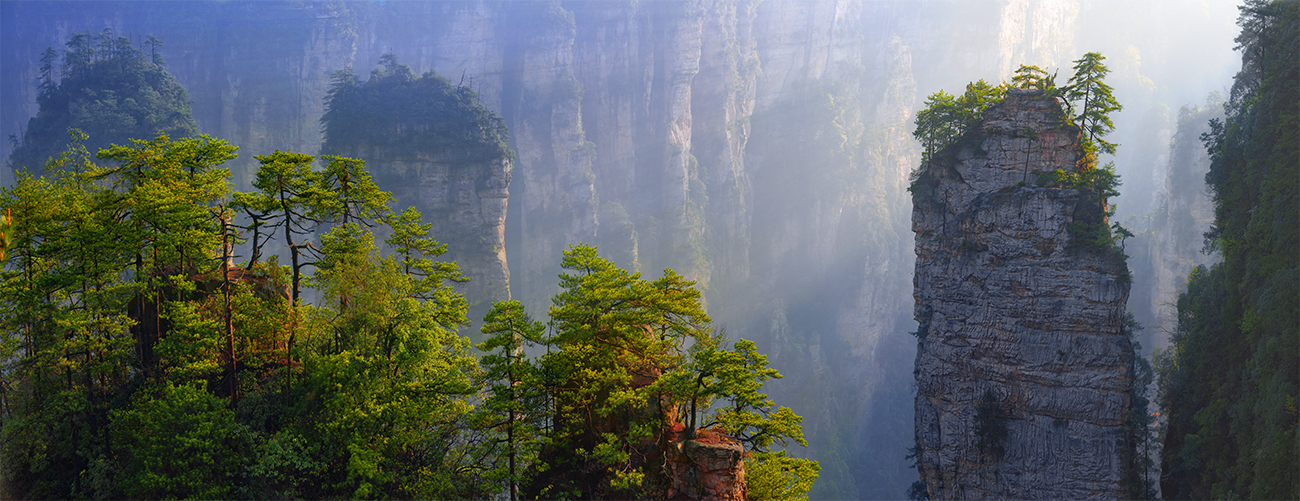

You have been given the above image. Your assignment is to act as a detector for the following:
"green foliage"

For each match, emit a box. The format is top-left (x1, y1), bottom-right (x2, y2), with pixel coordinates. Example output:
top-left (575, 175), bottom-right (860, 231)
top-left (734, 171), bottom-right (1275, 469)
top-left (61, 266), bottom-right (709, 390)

top-left (383, 206), bottom-right (468, 310)
top-left (912, 80), bottom-right (1005, 164)
top-left (0, 133), bottom-right (485, 499)
top-left (746, 450), bottom-right (821, 501)
top-left (8, 31), bottom-right (197, 174)
top-left (10, 127), bottom-right (777, 500)
top-left (912, 52), bottom-right (1120, 177)
top-left (94, 132), bottom-right (236, 278)
top-left (1063, 52), bottom-right (1122, 159)
top-left (475, 300), bottom-right (548, 500)
top-left (1120, 314), bottom-right (1158, 500)
top-left (1010, 64), bottom-right (1058, 92)
top-left (0, 132), bottom-right (235, 498)
top-left (110, 382), bottom-right (255, 499)
top-left (321, 54), bottom-right (514, 163)
top-left (698, 339), bottom-right (808, 452)
top-left (232, 150), bottom-right (332, 303)
top-left (528, 243), bottom-right (711, 497)
top-left (0, 207), bottom-right (12, 261)
top-left (906, 479), bottom-right (930, 500)
top-left (1035, 163), bottom-right (1125, 257)
top-left (518, 244), bottom-right (817, 500)
top-left (318, 155), bottom-right (392, 227)
top-left (291, 228), bottom-right (478, 499)
top-left (1159, 3), bottom-right (1299, 498)
top-left (0, 79), bottom-right (816, 500)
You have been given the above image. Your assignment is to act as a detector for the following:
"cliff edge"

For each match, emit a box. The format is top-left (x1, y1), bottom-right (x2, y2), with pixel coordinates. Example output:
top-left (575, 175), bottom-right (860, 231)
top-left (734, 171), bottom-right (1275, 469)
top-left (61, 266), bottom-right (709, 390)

top-left (910, 89), bottom-right (1134, 499)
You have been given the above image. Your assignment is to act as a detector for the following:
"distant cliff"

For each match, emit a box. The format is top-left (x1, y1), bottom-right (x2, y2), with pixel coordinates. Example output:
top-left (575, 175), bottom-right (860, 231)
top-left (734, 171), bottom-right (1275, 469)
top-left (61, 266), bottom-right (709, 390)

top-left (6, 29), bottom-right (197, 173)
top-left (3, 1), bottom-right (1205, 497)
top-left (911, 89), bottom-right (1135, 498)
top-left (320, 58), bottom-right (513, 313)
top-left (1137, 105), bottom-right (1220, 350)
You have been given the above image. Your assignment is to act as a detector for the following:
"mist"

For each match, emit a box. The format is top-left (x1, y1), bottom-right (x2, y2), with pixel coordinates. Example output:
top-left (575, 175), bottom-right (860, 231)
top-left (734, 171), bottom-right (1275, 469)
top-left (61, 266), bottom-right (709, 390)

top-left (0, 1), bottom-right (1241, 497)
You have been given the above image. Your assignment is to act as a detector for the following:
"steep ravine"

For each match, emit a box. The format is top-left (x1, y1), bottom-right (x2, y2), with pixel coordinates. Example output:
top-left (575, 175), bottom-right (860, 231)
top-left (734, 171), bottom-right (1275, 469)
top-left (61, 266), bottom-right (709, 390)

top-left (910, 90), bottom-right (1135, 498)
top-left (1132, 105), bottom-right (1221, 352)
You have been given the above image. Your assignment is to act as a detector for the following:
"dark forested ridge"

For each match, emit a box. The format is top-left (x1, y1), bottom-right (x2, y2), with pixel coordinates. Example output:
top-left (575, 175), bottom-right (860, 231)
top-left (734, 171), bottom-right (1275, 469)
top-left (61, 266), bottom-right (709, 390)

top-left (321, 54), bottom-right (513, 163)
top-left (1157, 1), bottom-right (1299, 499)
top-left (6, 30), bottom-right (197, 174)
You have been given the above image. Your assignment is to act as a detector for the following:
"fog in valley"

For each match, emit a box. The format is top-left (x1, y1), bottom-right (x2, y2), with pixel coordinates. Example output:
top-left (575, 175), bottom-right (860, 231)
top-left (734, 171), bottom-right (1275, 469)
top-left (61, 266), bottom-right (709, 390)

top-left (1, 1), bottom-right (1241, 497)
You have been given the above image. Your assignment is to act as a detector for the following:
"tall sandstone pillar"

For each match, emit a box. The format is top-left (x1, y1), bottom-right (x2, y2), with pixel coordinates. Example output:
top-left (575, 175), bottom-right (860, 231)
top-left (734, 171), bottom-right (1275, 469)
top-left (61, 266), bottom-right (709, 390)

top-left (911, 89), bottom-right (1134, 499)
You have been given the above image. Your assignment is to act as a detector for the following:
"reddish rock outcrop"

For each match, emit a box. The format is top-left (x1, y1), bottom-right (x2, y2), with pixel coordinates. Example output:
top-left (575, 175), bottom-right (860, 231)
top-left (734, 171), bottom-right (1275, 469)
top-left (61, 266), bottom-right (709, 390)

top-left (664, 428), bottom-right (747, 501)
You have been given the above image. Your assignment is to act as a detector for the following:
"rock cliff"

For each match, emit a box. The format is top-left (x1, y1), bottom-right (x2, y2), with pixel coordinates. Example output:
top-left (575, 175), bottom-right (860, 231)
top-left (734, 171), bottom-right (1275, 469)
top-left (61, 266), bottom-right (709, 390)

top-left (910, 89), bottom-right (1135, 499)
top-left (1138, 106), bottom-right (1220, 351)
top-left (338, 147), bottom-right (512, 312)
top-left (1, 2), bottom-right (1164, 497)
top-left (664, 428), bottom-right (748, 501)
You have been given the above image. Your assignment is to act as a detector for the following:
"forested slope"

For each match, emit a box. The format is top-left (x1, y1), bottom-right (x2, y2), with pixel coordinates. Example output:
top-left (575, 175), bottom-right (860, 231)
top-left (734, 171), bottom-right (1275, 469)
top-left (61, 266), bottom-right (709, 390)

top-left (1157, 1), bottom-right (1299, 498)
top-left (0, 133), bottom-right (817, 499)
top-left (0, 39), bottom-right (816, 497)
top-left (6, 29), bottom-right (196, 173)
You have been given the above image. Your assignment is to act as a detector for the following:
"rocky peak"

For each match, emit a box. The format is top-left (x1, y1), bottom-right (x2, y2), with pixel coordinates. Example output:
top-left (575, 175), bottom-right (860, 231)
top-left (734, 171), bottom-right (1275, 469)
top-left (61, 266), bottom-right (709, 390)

top-left (663, 426), bottom-right (747, 501)
top-left (911, 90), bottom-right (1134, 499)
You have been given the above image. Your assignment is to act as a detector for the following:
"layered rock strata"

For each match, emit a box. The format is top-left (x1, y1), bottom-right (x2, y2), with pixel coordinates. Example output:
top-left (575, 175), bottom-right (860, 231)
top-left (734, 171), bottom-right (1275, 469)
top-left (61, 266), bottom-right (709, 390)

top-left (911, 89), bottom-right (1134, 499)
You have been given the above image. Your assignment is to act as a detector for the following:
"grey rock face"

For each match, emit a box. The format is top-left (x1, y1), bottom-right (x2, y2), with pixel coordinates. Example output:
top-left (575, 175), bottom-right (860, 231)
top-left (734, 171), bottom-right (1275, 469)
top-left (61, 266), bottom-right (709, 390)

top-left (0, 2), bottom-right (1119, 497)
top-left (911, 89), bottom-right (1134, 499)
top-left (339, 146), bottom-right (512, 312)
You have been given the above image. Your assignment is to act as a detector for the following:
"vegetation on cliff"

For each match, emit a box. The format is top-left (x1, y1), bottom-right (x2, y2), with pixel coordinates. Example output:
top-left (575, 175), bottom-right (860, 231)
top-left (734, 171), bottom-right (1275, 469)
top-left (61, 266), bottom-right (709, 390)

top-left (321, 54), bottom-right (513, 163)
top-left (1157, 1), bottom-right (1299, 498)
top-left (6, 31), bottom-right (197, 174)
top-left (0, 130), bottom-right (814, 498)
top-left (906, 54), bottom-right (1144, 499)
top-left (910, 52), bottom-right (1129, 258)
top-left (496, 244), bottom-right (818, 500)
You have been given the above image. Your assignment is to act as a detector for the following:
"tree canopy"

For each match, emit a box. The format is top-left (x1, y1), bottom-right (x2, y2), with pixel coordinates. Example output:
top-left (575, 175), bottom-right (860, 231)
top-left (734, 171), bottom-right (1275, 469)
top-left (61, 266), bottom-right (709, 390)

top-left (7, 30), bottom-right (197, 175)
top-left (0, 132), bottom-right (817, 499)
top-left (504, 244), bottom-right (819, 500)
top-left (1157, 1), bottom-right (1299, 498)
top-left (321, 54), bottom-right (513, 163)
top-left (910, 52), bottom-right (1123, 169)
top-left (912, 80), bottom-right (1004, 164)
top-left (0, 133), bottom-right (478, 499)
top-left (1063, 52), bottom-right (1122, 158)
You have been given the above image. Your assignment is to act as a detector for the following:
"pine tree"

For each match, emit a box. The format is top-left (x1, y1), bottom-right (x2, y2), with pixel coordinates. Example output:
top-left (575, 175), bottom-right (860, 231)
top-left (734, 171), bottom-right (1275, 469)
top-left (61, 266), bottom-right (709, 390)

top-left (1011, 64), bottom-right (1057, 91)
top-left (1064, 52), bottom-right (1122, 160)
top-left (477, 300), bottom-right (548, 501)
top-left (8, 33), bottom-right (197, 175)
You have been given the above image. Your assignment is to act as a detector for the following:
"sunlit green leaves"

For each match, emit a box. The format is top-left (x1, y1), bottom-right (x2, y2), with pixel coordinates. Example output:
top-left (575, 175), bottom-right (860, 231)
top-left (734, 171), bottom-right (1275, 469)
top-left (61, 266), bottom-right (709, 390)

top-left (1011, 64), bottom-right (1058, 91)
top-left (746, 450), bottom-right (821, 501)
top-left (912, 80), bottom-right (1005, 164)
